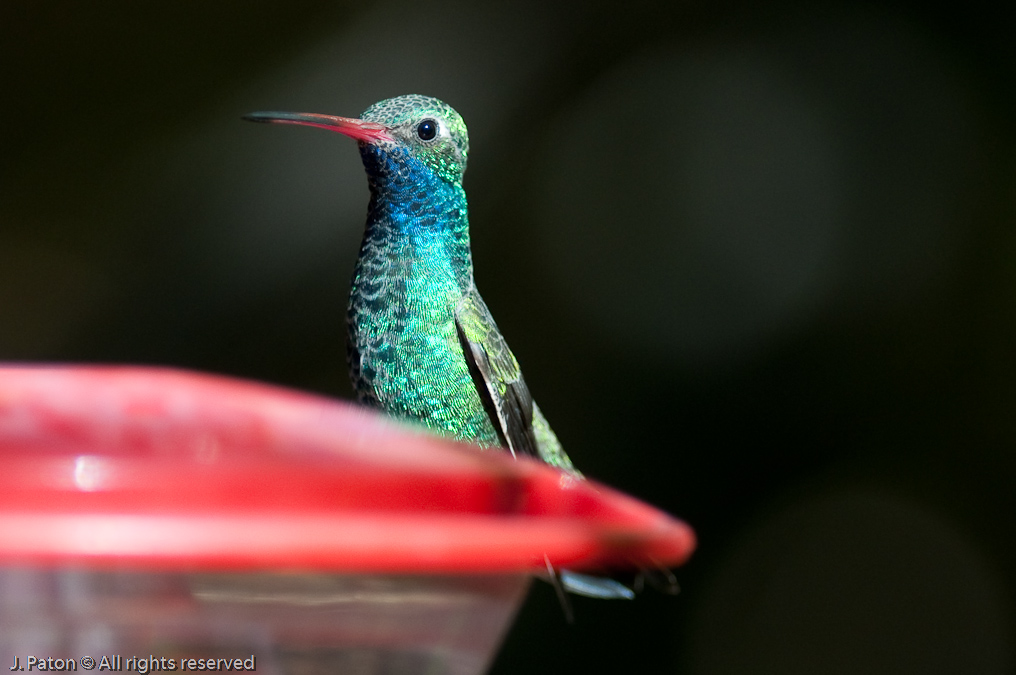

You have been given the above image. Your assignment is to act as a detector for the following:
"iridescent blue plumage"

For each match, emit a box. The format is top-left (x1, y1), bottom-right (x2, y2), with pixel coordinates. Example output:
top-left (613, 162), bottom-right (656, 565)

top-left (345, 139), bottom-right (497, 444)
top-left (245, 95), bottom-right (634, 599)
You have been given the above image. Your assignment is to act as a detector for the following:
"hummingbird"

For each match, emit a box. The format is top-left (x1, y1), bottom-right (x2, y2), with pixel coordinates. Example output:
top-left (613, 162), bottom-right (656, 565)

top-left (245, 95), bottom-right (634, 600)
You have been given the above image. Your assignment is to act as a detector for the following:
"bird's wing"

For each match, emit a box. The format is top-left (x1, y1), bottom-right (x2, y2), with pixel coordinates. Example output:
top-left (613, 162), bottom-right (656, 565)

top-left (454, 291), bottom-right (540, 460)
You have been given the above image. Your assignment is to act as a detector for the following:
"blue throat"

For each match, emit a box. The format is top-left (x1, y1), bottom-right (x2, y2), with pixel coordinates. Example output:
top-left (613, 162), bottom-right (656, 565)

top-left (358, 143), bottom-right (472, 286)
top-left (346, 143), bottom-right (498, 444)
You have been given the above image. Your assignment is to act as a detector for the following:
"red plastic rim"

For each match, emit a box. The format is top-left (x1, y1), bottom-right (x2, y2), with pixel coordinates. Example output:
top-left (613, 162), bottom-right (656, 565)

top-left (0, 366), bottom-right (695, 574)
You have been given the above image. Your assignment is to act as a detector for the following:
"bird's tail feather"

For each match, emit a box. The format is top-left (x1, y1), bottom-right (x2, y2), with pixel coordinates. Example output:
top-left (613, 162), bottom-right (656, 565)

top-left (558, 569), bottom-right (635, 600)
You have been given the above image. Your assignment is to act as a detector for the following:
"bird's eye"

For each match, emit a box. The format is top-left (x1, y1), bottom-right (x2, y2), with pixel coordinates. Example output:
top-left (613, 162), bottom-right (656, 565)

top-left (417, 119), bottom-right (438, 141)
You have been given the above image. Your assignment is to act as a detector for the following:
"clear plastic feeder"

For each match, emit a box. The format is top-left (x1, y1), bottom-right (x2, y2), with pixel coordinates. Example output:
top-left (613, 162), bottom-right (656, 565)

top-left (0, 366), bottom-right (695, 675)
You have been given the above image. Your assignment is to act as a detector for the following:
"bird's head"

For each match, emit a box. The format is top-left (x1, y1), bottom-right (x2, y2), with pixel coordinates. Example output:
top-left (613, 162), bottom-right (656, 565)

top-left (245, 95), bottom-right (469, 185)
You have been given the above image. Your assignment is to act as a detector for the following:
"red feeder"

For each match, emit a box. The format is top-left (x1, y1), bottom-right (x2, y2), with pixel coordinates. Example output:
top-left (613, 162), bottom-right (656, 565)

top-left (0, 366), bottom-right (695, 675)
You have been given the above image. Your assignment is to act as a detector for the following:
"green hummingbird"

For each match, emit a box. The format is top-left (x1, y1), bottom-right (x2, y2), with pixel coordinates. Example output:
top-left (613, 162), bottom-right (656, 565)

top-left (245, 95), bottom-right (634, 600)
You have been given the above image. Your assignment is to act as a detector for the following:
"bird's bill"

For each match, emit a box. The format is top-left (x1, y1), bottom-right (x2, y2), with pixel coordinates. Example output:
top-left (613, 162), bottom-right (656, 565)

top-left (243, 111), bottom-right (393, 144)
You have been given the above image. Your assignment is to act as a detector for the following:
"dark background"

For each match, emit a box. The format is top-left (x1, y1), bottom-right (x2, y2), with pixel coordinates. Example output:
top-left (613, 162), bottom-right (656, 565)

top-left (3, 0), bottom-right (1015, 672)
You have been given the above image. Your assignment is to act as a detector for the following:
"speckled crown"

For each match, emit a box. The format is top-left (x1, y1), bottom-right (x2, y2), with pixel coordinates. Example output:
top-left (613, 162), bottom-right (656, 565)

top-left (360, 95), bottom-right (469, 167)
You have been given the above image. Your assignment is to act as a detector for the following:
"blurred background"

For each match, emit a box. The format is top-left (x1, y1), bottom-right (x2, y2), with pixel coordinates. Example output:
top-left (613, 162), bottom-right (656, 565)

top-left (3, 0), bottom-right (1015, 672)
